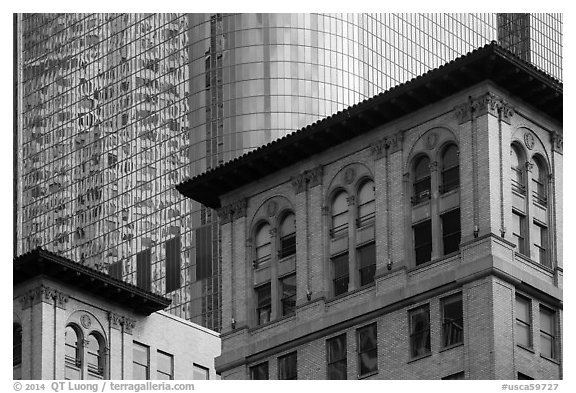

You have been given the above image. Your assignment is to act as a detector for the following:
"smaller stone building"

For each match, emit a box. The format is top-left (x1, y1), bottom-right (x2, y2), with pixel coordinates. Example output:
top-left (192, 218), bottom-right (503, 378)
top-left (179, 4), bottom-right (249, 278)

top-left (13, 248), bottom-right (221, 380)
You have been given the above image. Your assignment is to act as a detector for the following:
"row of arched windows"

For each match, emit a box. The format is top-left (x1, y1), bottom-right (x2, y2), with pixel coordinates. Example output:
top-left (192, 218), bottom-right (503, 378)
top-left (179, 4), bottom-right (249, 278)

top-left (65, 324), bottom-right (105, 380)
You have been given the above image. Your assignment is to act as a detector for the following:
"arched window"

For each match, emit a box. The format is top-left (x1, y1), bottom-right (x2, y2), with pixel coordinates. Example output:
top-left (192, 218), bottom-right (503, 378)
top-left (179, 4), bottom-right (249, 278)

top-left (65, 325), bottom-right (82, 380)
top-left (254, 223), bottom-right (271, 268)
top-left (357, 180), bottom-right (375, 226)
top-left (13, 323), bottom-right (22, 379)
top-left (413, 156), bottom-right (431, 204)
top-left (331, 191), bottom-right (349, 236)
top-left (279, 213), bottom-right (296, 258)
top-left (531, 156), bottom-right (547, 205)
top-left (511, 145), bottom-right (525, 194)
top-left (87, 333), bottom-right (104, 379)
top-left (441, 144), bottom-right (459, 193)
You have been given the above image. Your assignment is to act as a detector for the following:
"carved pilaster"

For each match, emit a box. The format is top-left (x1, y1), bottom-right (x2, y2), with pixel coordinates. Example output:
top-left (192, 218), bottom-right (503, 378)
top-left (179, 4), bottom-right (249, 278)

top-left (122, 317), bottom-right (136, 335)
top-left (370, 131), bottom-right (403, 160)
top-left (455, 93), bottom-right (515, 124)
top-left (551, 131), bottom-right (563, 154)
top-left (231, 198), bottom-right (248, 220)
top-left (291, 165), bottom-right (324, 193)
top-left (108, 312), bottom-right (123, 331)
top-left (55, 291), bottom-right (69, 310)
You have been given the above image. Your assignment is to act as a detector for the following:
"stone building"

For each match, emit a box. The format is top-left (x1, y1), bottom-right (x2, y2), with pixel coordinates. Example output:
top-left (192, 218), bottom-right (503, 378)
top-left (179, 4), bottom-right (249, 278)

top-left (13, 248), bottom-right (221, 380)
top-left (177, 43), bottom-right (563, 380)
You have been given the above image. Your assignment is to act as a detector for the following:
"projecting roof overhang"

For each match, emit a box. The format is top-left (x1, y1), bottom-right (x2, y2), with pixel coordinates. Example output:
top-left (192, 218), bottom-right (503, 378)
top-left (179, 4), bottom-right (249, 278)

top-left (177, 42), bottom-right (562, 209)
top-left (14, 248), bottom-right (171, 315)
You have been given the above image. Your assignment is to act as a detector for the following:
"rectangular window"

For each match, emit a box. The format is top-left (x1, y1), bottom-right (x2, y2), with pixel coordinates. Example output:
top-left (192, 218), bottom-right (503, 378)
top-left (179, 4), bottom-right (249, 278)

top-left (531, 222), bottom-right (548, 267)
top-left (332, 253), bottom-right (349, 296)
top-left (441, 209), bottom-right (461, 255)
top-left (133, 342), bottom-right (149, 380)
top-left (278, 352), bottom-right (297, 380)
top-left (196, 224), bottom-right (213, 280)
top-left (409, 304), bottom-right (431, 358)
top-left (256, 283), bottom-right (271, 325)
top-left (357, 242), bottom-right (376, 287)
top-left (516, 295), bottom-right (532, 348)
top-left (442, 371), bottom-right (465, 380)
top-left (108, 260), bottom-right (122, 280)
top-left (357, 323), bottom-right (378, 377)
top-left (280, 274), bottom-right (296, 317)
top-left (136, 249), bottom-right (151, 291)
top-left (327, 334), bottom-right (347, 380)
top-left (250, 362), bottom-right (269, 380)
top-left (414, 220), bottom-right (432, 265)
top-left (512, 211), bottom-right (526, 255)
top-left (441, 293), bottom-right (463, 347)
top-left (156, 351), bottom-right (173, 380)
top-left (165, 236), bottom-right (181, 293)
top-left (193, 364), bottom-right (209, 380)
top-left (539, 306), bottom-right (556, 359)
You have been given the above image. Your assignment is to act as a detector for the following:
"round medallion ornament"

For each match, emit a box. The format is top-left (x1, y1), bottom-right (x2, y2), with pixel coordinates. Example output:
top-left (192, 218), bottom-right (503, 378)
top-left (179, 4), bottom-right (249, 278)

top-left (524, 131), bottom-right (535, 150)
top-left (80, 314), bottom-right (92, 329)
top-left (425, 132), bottom-right (438, 150)
top-left (267, 201), bottom-right (278, 217)
top-left (343, 167), bottom-right (356, 184)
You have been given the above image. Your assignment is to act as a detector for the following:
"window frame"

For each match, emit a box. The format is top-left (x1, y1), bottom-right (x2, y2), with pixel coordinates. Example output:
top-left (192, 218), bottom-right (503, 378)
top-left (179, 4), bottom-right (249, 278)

top-left (441, 293), bottom-right (464, 348)
top-left (409, 304), bottom-right (431, 359)
top-left (326, 333), bottom-right (347, 380)
top-left (357, 242), bottom-right (376, 287)
top-left (412, 155), bottom-right (431, 205)
top-left (193, 363), bottom-right (210, 380)
top-left (515, 295), bottom-right (532, 349)
top-left (279, 273), bottom-right (297, 317)
top-left (156, 350), bottom-right (174, 380)
top-left (255, 282), bottom-right (272, 325)
top-left (512, 210), bottom-right (527, 256)
top-left (413, 219), bottom-right (432, 265)
top-left (331, 190), bottom-right (349, 237)
top-left (133, 341), bottom-right (150, 380)
top-left (249, 361), bottom-right (269, 380)
top-left (254, 222), bottom-right (272, 268)
top-left (278, 352), bottom-right (298, 380)
top-left (279, 213), bottom-right (296, 259)
top-left (440, 144), bottom-right (460, 194)
top-left (539, 306), bottom-right (557, 360)
top-left (356, 323), bottom-right (378, 377)
top-left (331, 252), bottom-right (349, 297)
top-left (357, 180), bottom-right (375, 226)
top-left (441, 208), bottom-right (461, 256)
top-left (511, 144), bottom-right (525, 195)
top-left (86, 333), bottom-right (105, 378)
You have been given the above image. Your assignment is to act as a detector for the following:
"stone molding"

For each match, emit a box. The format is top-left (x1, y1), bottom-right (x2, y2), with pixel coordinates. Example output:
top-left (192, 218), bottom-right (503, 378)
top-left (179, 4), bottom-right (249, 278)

top-left (19, 284), bottom-right (69, 310)
top-left (290, 165), bottom-right (324, 194)
top-left (454, 92), bottom-right (515, 124)
top-left (370, 131), bottom-right (404, 160)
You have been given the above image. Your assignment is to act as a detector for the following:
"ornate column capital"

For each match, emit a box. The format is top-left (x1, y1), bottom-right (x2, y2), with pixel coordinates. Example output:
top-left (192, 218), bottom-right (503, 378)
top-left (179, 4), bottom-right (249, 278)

top-left (217, 205), bottom-right (233, 225)
top-left (370, 131), bottom-right (403, 160)
top-left (346, 195), bottom-right (356, 206)
top-left (525, 161), bottom-right (534, 172)
top-left (269, 228), bottom-right (278, 238)
top-left (429, 161), bottom-right (439, 172)
top-left (551, 131), bottom-right (563, 154)
top-left (231, 198), bottom-right (248, 220)
top-left (291, 165), bottom-right (324, 194)
top-left (55, 291), bottom-right (69, 310)
top-left (108, 312), bottom-right (123, 331)
top-left (454, 93), bottom-right (515, 124)
top-left (122, 317), bottom-right (136, 335)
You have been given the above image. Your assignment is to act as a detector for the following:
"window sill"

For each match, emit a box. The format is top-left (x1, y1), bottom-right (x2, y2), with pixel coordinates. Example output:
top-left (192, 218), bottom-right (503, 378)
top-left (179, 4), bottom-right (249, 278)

top-left (514, 252), bottom-right (554, 274)
top-left (409, 252), bottom-right (460, 273)
top-left (407, 352), bottom-right (432, 363)
top-left (440, 188), bottom-right (459, 198)
top-left (326, 282), bottom-right (376, 305)
top-left (439, 342), bottom-right (464, 353)
top-left (517, 344), bottom-right (535, 354)
top-left (249, 313), bottom-right (296, 333)
top-left (358, 370), bottom-right (379, 379)
top-left (540, 354), bottom-right (560, 365)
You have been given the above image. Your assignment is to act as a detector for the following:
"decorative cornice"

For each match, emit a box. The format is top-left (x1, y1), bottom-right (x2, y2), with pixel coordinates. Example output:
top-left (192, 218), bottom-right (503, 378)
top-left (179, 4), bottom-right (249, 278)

top-left (454, 93), bottom-right (515, 124)
top-left (18, 284), bottom-right (69, 310)
top-left (370, 131), bottom-right (403, 160)
top-left (551, 131), bottom-right (563, 154)
top-left (290, 165), bottom-right (324, 194)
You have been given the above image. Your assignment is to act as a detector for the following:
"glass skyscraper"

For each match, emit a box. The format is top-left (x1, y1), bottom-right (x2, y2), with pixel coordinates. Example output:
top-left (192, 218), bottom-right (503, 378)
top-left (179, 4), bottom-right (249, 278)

top-left (14, 13), bottom-right (562, 331)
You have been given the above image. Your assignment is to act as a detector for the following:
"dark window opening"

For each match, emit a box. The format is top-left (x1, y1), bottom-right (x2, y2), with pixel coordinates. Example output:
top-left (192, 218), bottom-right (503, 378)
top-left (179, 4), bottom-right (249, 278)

top-left (332, 253), bottom-right (349, 296)
top-left (357, 323), bottom-right (378, 377)
top-left (409, 305), bottom-right (431, 358)
top-left (165, 236), bottom-right (181, 292)
top-left (250, 362), bottom-right (269, 380)
top-left (196, 224), bottom-right (213, 280)
top-left (441, 145), bottom-right (460, 193)
top-left (414, 220), bottom-right (432, 265)
top-left (108, 261), bottom-right (122, 279)
top-left (357, 180), bottom-right (375, 226)
top-left (327, 334), bottom-right (347, 380)
top-left (136, 249), bottom-right (151, 291)
top-left (518, 372), bottom-right (533, 380)
top-left (442, 294), bottom-right (463, 347)
top-left (442, 371), bottom-right (465, 380)
top-left (279, 213), bottom-right (296, 258)
top-left (441, 209), bottom-right (461, 255)
top-left (256, 283), bottom-right (271, 325)
top-left (278, 352), bottom-right (297, 380)
top-left (412, 156), bottom-right (431, 205)
top-left (280, 274), bottom-right (296, 317)
top-left (357, 242), bottom-right (376, 287)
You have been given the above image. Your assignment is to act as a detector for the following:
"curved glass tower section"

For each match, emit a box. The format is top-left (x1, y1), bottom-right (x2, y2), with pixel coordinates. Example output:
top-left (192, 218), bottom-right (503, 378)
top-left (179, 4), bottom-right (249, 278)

top-left (15, 13), bottom-right (562, 331)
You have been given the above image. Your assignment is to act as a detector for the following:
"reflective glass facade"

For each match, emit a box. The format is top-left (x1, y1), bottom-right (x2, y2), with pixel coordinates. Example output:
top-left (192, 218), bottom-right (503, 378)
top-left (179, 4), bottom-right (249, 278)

top-left (15, 13), bottom-right (562, 331)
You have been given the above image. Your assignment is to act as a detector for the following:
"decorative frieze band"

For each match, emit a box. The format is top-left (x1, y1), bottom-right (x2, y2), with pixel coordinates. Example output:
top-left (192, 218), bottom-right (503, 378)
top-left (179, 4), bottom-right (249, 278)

top-left (454, 92), bottom-right (515, 124)
top-left (19, 284), bottom-right (69, 310)
top-left (370, 131), bottom-right (404, 160)
top-left (290, 165), bottom-right (324, 194)
top-left (217, 198), bottom-right (248, 224)
top-left (108, 311), bottom-right (137, 335)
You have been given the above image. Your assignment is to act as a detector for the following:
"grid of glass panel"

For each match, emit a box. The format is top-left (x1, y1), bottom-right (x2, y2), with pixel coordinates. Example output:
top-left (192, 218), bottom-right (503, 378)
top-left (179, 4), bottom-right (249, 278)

top-left (16, 13), bottom-right (562, 333)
